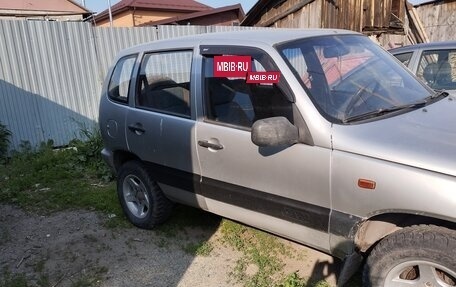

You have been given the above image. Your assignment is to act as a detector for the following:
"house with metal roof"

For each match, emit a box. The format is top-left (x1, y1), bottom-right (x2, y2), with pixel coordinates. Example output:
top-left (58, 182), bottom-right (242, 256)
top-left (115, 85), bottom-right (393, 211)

top-left (0, 0), bottom-right (92, 21)
top-left (138, 4), bottom-right (245, 27)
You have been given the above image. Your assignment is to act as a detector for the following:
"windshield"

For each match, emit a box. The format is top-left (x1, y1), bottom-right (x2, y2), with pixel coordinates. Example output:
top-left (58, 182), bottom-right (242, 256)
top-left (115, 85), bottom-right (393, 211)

top-left (277, 35), bottom-right (433, 123)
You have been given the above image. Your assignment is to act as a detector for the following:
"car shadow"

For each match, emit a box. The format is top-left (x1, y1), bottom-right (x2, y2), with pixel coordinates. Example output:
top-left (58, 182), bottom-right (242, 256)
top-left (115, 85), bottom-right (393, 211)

top-left (0, 79), bottom-right (98, 152)
top-left (306, 257), bottom-right (363, 286)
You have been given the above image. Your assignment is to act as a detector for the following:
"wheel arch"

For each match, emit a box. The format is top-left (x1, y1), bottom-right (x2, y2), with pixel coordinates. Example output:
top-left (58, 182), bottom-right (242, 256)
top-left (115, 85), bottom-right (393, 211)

top-left (354, 212), bottom-right (456, 253)
top-left (113, 150), bottom-right (141, 173)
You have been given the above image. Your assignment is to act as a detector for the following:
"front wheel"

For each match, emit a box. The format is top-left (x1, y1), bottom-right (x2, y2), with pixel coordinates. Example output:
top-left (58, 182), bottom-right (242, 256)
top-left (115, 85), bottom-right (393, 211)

top-left (363, 225), bottom-right (456, 287)
top-left (117, 160), bottom-right (173, 229)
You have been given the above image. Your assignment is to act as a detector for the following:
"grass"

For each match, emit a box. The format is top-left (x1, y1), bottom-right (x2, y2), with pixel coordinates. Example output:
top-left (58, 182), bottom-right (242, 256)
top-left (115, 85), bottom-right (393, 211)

top-left (220, 220), bottom-right (289, 287)
top-left (218, 219), bottom-right (361, 287)
top-left (0, 135), bottom-right (363, 287)
top-left (0, 137), bottom-right (127, 228)
top-left (0, 122), bottom-right (12, 163)
top-left (183, 241), bottom-right (214, 256)
top-left (0, 135), bottom-right (115, 287)
top-left (278, 272), bottom-right (307, 287)
top-left (155, 205), bottom-right (220, 237)
top-left (69, 266), bottom-right (108, 287)
top-left (220, 219), bottom-right (312, 287)
top-left (0, 268), bottom-right (27, 287)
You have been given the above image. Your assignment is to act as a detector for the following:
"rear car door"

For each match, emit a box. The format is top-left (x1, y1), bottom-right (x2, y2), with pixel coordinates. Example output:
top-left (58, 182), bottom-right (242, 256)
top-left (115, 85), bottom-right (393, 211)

top-left (126, 50), bottom-right (200, 195)
top-left (195, 45), bottom-right (332, 251)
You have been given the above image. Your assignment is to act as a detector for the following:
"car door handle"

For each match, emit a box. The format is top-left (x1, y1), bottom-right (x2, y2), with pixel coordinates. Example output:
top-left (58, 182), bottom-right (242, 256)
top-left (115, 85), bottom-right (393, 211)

top-left (198, 140), bottom-right (223, 150)
top-left (128, 123), bottom-right (145, 135)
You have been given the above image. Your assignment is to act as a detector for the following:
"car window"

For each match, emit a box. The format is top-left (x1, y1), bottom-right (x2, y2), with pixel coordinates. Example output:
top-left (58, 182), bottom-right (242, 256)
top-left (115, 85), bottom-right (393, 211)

top-left (393, 52), bottom-right (413, 67)
top-left (278, 35), bottom-right (432, 123)
top-left (137, 50), bottom-right (192, 117)
top-left (418, 49), bottom-right (456, 90)
top-left (202, 54), bottom-right (293, 129)
top-left (108, 54), bottom-right (137, 103)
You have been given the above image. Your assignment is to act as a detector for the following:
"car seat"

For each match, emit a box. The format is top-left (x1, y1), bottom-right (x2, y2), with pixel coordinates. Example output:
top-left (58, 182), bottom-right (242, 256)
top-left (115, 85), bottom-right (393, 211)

top-left (208, 80), bottom-right (252, 127)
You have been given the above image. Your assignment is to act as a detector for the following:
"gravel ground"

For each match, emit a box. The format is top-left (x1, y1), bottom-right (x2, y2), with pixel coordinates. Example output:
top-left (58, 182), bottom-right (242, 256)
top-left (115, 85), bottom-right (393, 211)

top-left (0, 204), bottom-right (341, 287)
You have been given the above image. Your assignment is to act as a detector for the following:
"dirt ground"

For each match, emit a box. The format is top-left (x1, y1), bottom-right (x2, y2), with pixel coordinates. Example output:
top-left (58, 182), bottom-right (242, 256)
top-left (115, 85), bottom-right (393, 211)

top-left (0, 204), bottom-right (342, 287)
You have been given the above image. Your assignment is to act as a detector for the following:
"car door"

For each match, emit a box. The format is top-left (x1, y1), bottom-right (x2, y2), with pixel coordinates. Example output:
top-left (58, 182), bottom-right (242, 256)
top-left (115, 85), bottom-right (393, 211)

top-left (126, 49), bottom-right (201, 199)
top-left (195, 45), bottom-right (332, 252)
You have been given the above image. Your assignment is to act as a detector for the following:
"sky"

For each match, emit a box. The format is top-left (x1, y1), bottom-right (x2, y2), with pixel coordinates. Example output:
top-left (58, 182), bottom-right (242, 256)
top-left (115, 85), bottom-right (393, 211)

top-left (80, 0), bottom-right (258, 14)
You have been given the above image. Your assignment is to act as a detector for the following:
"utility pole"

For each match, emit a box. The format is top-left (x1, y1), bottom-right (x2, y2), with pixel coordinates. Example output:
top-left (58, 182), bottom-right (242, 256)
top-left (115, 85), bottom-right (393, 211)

top-left (107, 0), bottom-right (113, 27)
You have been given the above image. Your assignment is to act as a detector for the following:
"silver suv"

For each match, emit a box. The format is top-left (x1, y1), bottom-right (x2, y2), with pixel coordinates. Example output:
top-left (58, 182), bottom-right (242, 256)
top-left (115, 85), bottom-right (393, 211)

top-left (99, 29), bottom-right (456, 286)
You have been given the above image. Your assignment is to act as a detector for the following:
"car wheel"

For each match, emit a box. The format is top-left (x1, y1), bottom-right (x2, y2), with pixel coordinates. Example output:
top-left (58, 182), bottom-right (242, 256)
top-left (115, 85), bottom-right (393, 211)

top-left (363, 225), bottom-right (456, 287)
top-left (117, 160), bottom-right (173, 229)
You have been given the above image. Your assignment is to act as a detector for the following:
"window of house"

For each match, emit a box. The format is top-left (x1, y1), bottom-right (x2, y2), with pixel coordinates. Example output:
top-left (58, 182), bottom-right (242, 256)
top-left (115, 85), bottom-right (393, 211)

top-left (108, 54), bottom-right (137, 103)
top-left (202, 52), bottom-right (293, 129)
top-left (137, 50), bottom-right (192, 117)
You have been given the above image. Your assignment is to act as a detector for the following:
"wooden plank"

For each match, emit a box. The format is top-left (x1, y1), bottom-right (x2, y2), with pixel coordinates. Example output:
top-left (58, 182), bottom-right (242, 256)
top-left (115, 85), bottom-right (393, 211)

top-left (321, 0), bottom-right (328, 28)
top-left (352, 0), bottom-right (360, 31)
top-left (259, 0), bottom-right (315, 27)
top-left (349, 0), bottom-right (357, 31)
top-left (364, 0), bottom-right (374, 28)
top-left (374, 0), bottom-right (383, 28)
top-left (414, 1), bottom-right (456, 42)
top-left (384, 0), bottom-right (392, 28)
top-left (315, 0), bottom-right (322, 28)
top-left (302, 4), bottom-right (310, 28)
top-left (405, 1), bottom-right (429, 43)
top-left (410, 5), bottom-right (429, 42)
top-left (358, 0), bottom-right (363, 31)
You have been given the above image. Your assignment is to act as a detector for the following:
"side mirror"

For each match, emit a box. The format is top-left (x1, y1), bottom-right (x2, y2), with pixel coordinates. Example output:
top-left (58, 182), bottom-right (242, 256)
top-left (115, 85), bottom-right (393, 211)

top-left (251, 117), bottom-right (299, 147)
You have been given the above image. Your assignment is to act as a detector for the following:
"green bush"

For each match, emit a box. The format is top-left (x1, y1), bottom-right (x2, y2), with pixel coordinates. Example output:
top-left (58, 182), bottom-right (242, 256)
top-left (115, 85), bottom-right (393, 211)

top-left (0, 130), bottom-right (121, 219)
top-left (69, 126), bottom-right (113, 182)
top-left (0, 122), bottom-right (12, 162)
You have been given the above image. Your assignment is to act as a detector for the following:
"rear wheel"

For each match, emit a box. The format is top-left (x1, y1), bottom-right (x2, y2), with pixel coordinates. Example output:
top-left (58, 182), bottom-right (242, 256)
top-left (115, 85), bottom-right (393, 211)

top-left (117, 161), bottom-right (173, 229)
top-left (363, 225), bottom-right (456, 287)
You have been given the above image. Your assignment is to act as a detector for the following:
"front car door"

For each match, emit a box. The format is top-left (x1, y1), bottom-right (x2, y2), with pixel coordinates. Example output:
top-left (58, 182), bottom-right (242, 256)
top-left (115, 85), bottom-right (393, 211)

top-left (195, 45), bottom-right (332, 252)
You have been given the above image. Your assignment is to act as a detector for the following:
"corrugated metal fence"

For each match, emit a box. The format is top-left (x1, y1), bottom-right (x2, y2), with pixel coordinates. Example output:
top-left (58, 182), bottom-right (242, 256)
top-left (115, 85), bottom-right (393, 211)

top-left (0, 20), bottom-right (258, 151)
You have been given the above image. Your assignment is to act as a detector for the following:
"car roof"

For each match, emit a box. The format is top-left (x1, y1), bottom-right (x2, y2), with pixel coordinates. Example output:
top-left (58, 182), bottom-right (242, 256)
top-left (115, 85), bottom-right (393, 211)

top-left (117, 28), bottom-right (359, 57)
top-left (389, 41), bottom-right (456, 54)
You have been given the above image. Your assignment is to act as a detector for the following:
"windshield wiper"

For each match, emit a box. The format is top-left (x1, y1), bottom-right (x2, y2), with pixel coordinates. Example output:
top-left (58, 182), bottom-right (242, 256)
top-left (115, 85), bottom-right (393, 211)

top-left (427, 90), bottom-right (449, 101)
top-left (343, 90), bottom-right (449, 123)
top-left (343, 100), bottom-right (427, 123)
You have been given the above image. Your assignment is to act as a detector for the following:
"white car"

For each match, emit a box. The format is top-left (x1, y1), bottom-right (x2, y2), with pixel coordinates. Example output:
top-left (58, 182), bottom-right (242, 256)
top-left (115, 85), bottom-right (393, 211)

top-left (390, 41), bottom-right (456, 94)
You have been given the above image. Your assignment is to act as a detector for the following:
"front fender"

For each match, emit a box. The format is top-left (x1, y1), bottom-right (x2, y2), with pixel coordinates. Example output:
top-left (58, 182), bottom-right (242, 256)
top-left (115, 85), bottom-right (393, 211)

top-left (330, 150), bottom-right (456, 256)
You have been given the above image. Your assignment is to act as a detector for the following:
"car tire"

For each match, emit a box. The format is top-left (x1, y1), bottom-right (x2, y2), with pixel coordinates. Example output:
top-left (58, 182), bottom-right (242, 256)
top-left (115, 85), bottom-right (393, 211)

top-left (117, 160), bottom-right (173, 229)
top-left (363, 225), bottom-right (456, 287)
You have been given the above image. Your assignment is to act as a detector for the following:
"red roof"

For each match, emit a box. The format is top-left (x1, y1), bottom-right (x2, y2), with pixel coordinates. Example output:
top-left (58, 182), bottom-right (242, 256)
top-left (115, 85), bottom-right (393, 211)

top-left (140, 4), bottom-right (244, 26)
top-left (95, 0), bottom-right (212, 22)
top-left (0, 0), bottom-right (90, 14)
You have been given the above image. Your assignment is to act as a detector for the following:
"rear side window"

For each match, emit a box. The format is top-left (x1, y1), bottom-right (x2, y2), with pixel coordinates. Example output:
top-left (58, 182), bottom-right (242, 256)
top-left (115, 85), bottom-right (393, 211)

top-left (108, 55), bottom-right (137, 103)
top-left (137, 50), bottom-right (193, 117)
top-left (393, 52), bottom-right (413, 67)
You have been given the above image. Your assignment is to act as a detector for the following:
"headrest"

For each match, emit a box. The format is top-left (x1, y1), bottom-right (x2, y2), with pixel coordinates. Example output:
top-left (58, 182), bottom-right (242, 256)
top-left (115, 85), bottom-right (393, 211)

top-left (146, 76), bottom-right (177, 90)
top-left (423, 63), bottom-right (439, 84)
